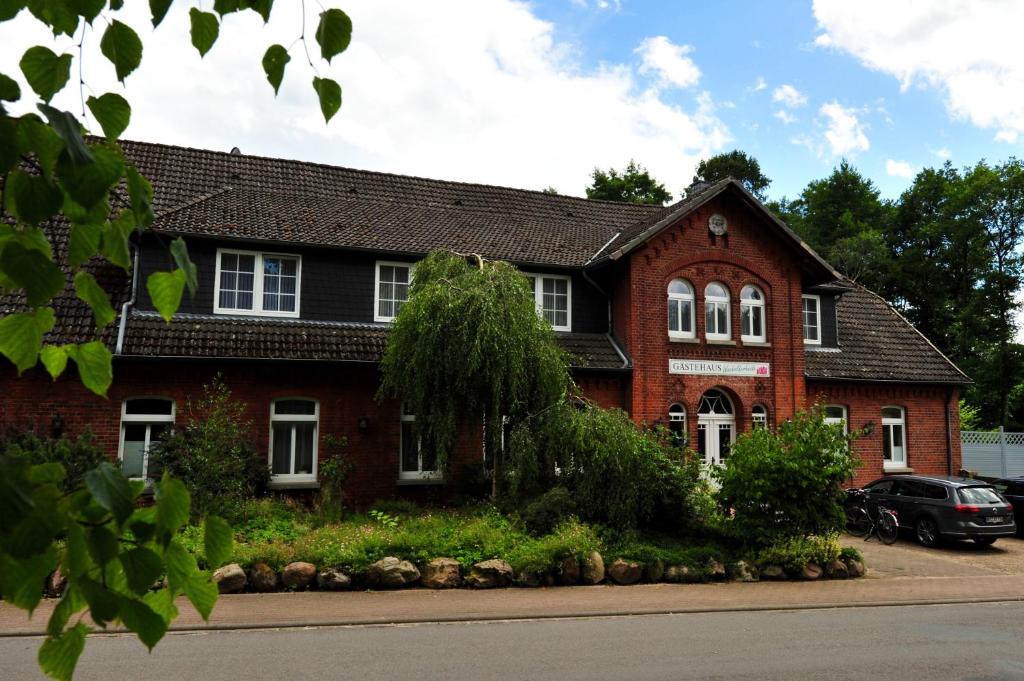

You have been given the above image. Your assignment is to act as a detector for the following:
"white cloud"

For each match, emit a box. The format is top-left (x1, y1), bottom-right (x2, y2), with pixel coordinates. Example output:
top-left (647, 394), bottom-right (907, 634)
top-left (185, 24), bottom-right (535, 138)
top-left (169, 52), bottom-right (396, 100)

top-left (933, 147), bottom-right (952, 160)
top-left (813, 0), bottom-right (1024, 143)
top-left (772, 84), bottom-right (807, 108)
top-left (571, 0), bottom-right (622, 9)
top-left (774, 110), bottom-right (796, 125)
top-left (820, 101), bottom-right (870, 156)
top-left (635, 36), bottom-right (701, 89)
top-left (886, 159), bottom-right (915, 178)
top-left (0, 1), bottom-right (729, 198)
top-left (752, 76), bottom-right (767, 91)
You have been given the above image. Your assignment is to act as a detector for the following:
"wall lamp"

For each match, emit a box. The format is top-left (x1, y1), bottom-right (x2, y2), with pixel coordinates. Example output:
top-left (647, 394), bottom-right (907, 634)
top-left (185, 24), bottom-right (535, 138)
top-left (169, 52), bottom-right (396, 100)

top-left (862, 421), bottom-right (876, 436)
top-left (357, 417), bottom-right (370, 435)
top-left (51, 413), bottom-right (64, 439)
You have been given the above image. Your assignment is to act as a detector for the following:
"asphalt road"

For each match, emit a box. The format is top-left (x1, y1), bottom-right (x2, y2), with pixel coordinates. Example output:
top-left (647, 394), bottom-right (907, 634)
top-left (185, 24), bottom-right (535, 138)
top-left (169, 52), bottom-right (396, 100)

top-left (4, 602), bottom-right (1024, 681)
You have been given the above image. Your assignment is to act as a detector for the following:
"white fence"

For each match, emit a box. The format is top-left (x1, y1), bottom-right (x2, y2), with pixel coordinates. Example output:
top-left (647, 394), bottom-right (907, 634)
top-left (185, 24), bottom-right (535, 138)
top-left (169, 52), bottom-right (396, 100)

top-left (961, 429), bottom-right (1024, 478)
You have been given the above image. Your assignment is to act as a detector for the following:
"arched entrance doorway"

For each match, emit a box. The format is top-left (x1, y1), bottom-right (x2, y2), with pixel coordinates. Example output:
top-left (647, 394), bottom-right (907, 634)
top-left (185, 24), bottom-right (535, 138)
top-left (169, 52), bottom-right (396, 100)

top-left (697, 389), bottom-right (735, 466)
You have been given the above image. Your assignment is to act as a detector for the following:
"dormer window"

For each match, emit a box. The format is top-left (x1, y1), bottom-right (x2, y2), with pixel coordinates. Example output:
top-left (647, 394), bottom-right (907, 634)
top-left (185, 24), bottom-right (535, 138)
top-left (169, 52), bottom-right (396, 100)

top-left (802, 294), bottom-right (821, 344)
top-left (527, 274), bottom-right (572, 331)
top-left (214, 249), bottom-right (300, 317)
top-left (375, 261), bottom-right (413, 322)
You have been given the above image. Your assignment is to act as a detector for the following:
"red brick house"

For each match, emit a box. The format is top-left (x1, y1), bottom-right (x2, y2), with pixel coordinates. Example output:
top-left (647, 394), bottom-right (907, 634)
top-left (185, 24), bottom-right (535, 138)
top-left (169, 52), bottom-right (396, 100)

top-left (0, 141), bottom-right (970, 504)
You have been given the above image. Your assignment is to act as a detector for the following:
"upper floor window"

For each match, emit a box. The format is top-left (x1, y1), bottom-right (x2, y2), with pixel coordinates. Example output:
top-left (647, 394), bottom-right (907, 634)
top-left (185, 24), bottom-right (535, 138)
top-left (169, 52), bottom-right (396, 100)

top-left (120, 398), bottom-right (174, 480)
top-left (881, 406), bottom-right (906, 469)
top-left (270, 399), bottom-right (318, 482)
top-left (400, 404), bottom-right (440, 480)
top-left (823, 404), bottom-right (848, 434)
top-left (704, 282), bottom-right (731, 340)
top-left (740, 285), bottom-right (766, 343)
top-left (215, 249), bottom-right (300, 317)
top-left (802, 294), bottom-right (821, 345)
top-left (528, 274), bottom-right (572, 331)
top-left (751, 404), bottom-right (768, 429)
top-left (667, 279), bottom-right (695, 339)
top-left (375, 261), bottom-right (413, 322)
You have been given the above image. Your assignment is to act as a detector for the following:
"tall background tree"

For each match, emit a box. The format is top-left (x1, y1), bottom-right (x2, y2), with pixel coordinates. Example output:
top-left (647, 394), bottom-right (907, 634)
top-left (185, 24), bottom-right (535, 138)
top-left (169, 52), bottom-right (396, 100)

top-left (691, 149), bottom-right (771, 200)
top-left (586, 160), bottom-right (672, 205)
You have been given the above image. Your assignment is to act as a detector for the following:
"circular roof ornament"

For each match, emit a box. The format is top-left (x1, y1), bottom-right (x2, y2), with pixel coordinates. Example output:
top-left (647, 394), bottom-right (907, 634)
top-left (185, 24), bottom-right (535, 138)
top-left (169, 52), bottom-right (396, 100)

top-left (709, 213), bottom-right (728, 235)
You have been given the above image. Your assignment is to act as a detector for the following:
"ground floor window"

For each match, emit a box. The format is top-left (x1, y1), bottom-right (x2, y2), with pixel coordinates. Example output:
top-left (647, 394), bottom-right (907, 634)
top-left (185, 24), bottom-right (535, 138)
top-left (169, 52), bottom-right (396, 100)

top-left (270, 399), bottom-right (318, 482)
top-left (823, 405), bottom-right (848, 434)
top-left (120, 398), bottom-right (175, 480)
top-left (751, 404), bottom-right (768, 429)
top-left (881, 406), bottom-right (906, 468)
top-left (400, 405), bottom-right (440, 480)
top-left (668, 403), bottom-right (687, 445)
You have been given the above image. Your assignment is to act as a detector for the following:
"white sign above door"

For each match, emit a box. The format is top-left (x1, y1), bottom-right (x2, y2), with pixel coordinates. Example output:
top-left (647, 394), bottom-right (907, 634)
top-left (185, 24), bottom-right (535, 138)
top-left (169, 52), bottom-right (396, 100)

top-left (669, 359), bottom-right (770, 378)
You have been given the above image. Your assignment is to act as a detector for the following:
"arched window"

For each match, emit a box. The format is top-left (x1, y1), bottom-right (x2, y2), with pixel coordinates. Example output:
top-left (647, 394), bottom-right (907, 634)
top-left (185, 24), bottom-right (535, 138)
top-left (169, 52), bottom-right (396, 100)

top-left (704, 282), bottom-right (731, 340)
top-left (668, 403), bottom-right (687, 444)
top-left (270, 398), bottom-right (319, 482)
top-left (751, 404), bottom-right (768, 429)
top-left (881, 406), bottom-right (906, 469)
top-left (740, 285), bottom-right (766, 343)
top-left (120, 398), bottom-right (175, 480)
top-left (667, 279), bottom-right (695, 339)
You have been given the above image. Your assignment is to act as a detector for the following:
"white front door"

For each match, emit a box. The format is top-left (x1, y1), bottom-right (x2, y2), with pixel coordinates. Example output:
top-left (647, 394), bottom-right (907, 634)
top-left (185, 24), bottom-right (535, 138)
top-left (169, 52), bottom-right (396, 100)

top-left (697, 414), bottom-right (734, 466)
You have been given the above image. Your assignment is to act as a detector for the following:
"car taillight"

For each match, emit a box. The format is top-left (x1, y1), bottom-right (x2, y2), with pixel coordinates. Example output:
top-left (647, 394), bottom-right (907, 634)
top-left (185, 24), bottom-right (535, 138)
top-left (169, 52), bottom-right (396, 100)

top-left (954, 504), bottom-right (981, 514)
top-left (1007, 504), bottom-right (1014, 512)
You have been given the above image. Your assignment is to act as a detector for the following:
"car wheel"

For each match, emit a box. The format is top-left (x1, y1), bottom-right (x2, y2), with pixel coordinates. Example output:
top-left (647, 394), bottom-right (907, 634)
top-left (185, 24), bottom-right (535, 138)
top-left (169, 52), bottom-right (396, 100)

top-left (915, 516), bottom-right (940, 548)
top-left (973, 537), bottom-right (997, 546)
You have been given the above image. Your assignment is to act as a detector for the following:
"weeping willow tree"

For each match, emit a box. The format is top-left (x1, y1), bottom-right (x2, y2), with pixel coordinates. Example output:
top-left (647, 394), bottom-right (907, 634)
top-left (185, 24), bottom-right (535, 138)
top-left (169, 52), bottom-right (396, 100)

top-left (378, 250), bottom-right (572, 496)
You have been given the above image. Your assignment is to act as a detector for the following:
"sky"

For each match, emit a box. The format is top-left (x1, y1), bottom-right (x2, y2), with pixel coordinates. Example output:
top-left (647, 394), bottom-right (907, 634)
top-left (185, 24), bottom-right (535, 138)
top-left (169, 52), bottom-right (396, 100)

top-left (3, 0), bottom-right (1024, 203)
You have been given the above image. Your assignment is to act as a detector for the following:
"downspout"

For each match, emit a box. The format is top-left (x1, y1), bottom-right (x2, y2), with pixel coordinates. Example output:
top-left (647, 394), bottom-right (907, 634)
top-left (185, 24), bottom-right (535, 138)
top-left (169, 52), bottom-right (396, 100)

top-left (115, 244), bottom-right (140, 355)
top-left (945, 386), bottom-right (954, 476)
top-left (581, 268), bottom-right (628, 369)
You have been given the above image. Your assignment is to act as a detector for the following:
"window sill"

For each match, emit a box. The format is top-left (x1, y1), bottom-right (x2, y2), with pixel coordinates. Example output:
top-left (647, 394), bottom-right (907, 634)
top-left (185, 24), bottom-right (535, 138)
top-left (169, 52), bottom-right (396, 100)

top-left (741, 341), bottom-right (771, 348)
top-left (668, 336), bottom-right (700, 344)
top-left (268, 479), bottom-right (321, 490)
top-left (397, 477), bottom-right (446, 486)
top-left (706, 339), bottom-right (736, 346)
top-left (883, 466), bottom-right (913, 474)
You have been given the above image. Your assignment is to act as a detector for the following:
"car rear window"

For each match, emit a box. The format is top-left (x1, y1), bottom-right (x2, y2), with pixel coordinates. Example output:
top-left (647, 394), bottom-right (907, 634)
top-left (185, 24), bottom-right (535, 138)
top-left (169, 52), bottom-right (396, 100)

top-left (958, 486), bottom-right (1003, 504)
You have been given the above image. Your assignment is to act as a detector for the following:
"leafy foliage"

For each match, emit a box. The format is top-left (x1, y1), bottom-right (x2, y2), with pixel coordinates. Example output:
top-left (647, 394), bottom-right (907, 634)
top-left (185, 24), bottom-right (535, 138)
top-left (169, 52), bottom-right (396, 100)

top-left (714, 406), bottom-right (860, 546)
top-left (0, 456), bottom-right (231, 681)
top-left (0, 429), bottom-right (106, 492)
top-left (691, 150), bottom-right (771, 200)
top-left (520, 486), bottom-right (577, 536)
top-left (316, 435), bottom-right (353, 521)
top-left (749, 533), bottom-right (842, 572)
top-left (585, 160), bottom-right (672, 205)
top-left (149, 377), bottom-right (269, 520)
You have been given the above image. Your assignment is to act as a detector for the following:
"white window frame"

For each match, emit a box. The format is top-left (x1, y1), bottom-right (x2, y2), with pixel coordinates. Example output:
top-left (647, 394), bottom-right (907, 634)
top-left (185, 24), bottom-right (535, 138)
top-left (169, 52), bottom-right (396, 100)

top-left (668, 403), bottom-right (688, 444)
top-left (399, 406), bottom-right (442, 481)
top-left (269, 398), bottom-right (319, 484)
top-left (802, 294), bottom-right (821, 345)
top-left (823, 404), bottom-right (848, 435)
top-left (667, 279), bottom-right (696, 340)
top-left (119, 398), bottom-right (175, 481)
top-left (374, 261), bottom-right (415, 323)
top-left (526, 273), bottom-right (573, 332)
top-left (881, 406), bottom-right (907, 469)
top-left (704, 282), bottom-right (731, 341)
top-left (751, 404), bottom-right (768, 429)
top-left (740, 285), bottom-right (767, 343)
top-left (213, 248), bottom-right (302, 318)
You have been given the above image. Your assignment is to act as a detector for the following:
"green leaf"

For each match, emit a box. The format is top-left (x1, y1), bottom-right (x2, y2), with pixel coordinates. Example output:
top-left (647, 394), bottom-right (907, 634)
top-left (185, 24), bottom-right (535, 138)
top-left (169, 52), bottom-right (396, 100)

top-left (85, 524), bottom-right (119, 566)
top-left (189, 8), bottom-right (220, 57)
top-left (56, 143), bottom-right (124, 211)
top-left (63, 192), bottom-right (109, 225)
top-left (126, 164), bottom-right (154, 227)
top-left (203, 516), bottom-right (233, 569)
top-left (261, 44), bottom-right (290, 96)
top-left (40, 344), bottom-right (69, 379)
top-left (66, 341), bottom-right (113, 397)
top-left (120, 547), bottom-right (163, 596)
top-left (38, 622), bottom-right (88, 681)
top-left (119, 598), bottom-right (168, 650)
top-left (69, 0), bottom-right (104, 23)
top-left (28, 461), bottom-right (65, 485)
top-left (78, 575), bottom-right (119, 625)
top-left (242, 0), bottom-right (271, 22)
top-left (3, 169), bottom-right (63, 225)
top-left (127, 506), bottom-right (157, 543)
top-left (147, 269), bottom-right (186, 322)
top-left (156, 476), bottom-right (191, 534)
top-left (169, 237), bottom-right (198, 296)
top-left (19, 46), bottom-right (71, 102)
top-left (15, 114), bottom-right (63, 177)
top-left (0, 72), bottom-right (20, 101)
top-left (38, 104), bottom-right (92, 166)
top-left (86, 93), bottom-right (131, 140)
top-left (0, 307), bottom-right (54, 373)
top-left (85, 462), bottom-right (135, 524)
top-left (46, 586), bottom-right (85, 638)
top-left (312, 76), bottom-right (342, 123)
top-left (184, 571), bottom-right (217, 620)
top-left (163, 540), bottom-right (197, 591)
top-left (315, 9), bottom-right (352, 64)
top-left (0, 548), bottom-right (56, 613)
top-left (100, 20), bottom-right (143, 82)
top-left (0, 243), bottom-right (65, 306)
top-left (212, 0), bottom-right (240, 15)
top-left (143, 588), bottom-right (178, 625)
top-left (68, 222), bottom-right (103, 269)
top-left (28, 0), bottom-right (80, 36)
top-left (101, 211), bottom-right (135, 270)
top-left (0, 0), bottom-right (26, 22)
top-left (149, 0), bottom-right (172, 26)
top-left (73, 271), bottom-right (116, 328)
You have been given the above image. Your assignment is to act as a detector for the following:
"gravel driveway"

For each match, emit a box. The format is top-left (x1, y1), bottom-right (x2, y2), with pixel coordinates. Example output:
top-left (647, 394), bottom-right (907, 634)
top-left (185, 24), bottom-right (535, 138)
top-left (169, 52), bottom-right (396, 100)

top-left (845, 533), bottom-right (1024, 578)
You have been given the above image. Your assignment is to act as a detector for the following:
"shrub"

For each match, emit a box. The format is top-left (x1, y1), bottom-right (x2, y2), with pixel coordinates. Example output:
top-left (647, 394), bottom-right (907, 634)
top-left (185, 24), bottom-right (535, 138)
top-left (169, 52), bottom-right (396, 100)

top-left (714, 406), bottom-right (860, 546)
top-left (150, 376), bottom-right (270, 519)
top-left (507, 401), bottom-right (705, 531)
top-left (520, 486), bottom-right (576, 536)
top-left (840, 546), bottom-right (863, 563)
top-left (317, 435), bottom-right (353, 522)
top-left (505, 518), bottom-right (602, 572)
top-left (751, 534), bottom-right (842, 572)
top-left (0, 428), bottom-right (106, 492)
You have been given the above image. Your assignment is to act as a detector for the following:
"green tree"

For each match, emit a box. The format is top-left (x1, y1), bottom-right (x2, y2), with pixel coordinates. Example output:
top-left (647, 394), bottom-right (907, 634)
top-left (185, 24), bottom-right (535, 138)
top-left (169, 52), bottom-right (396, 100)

top-left (691, 149), bottom-right (771, 200)
top-left (0, 1), bottom-right (352, 396)
top-left (378, 250), bottom-right (572, 497)
top-left (586, 160), bottom-right (672, 205)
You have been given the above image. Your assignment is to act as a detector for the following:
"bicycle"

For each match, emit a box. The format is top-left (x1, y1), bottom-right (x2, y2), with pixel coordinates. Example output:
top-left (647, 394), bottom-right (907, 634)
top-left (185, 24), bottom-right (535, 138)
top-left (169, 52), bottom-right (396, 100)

top-left (844, 488), bottom-right (899, 544)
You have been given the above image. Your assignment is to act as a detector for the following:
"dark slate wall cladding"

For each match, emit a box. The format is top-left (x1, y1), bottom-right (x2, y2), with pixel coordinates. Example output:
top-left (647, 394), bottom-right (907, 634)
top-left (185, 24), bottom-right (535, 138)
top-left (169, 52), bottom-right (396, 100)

top-left (820, 294), bottom-right (839, 348)
top-left (570, 273), bottom-right (607, 334)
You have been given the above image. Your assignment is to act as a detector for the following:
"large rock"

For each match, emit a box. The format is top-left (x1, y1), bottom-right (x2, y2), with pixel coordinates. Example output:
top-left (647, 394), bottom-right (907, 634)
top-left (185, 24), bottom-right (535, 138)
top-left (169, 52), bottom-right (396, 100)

top-left (730, 561), bottom-right (758, 582)
top-left (844, 557), bottom-right (866, 578)
top-left (317, 568), bottom-right (353, 590)
top-left (800, 563), bottom-right (823, 580)
top-left (826, 559), bottom-right (849, 579)
top-left (608, 559), bottom-right (642, 586)
top-left (423, 558), bottom-right (461, 589)
top-left (367, 557), bottom-right (420, 588)
top-left (516, 568), bottom-right (544, 588)
top-left (664, 565), bottom-right (699, 583)
top-left (213, 563), bottom-right (247, 593)
top-left (282, 562), bottom-right (317, 590)
top-left (466, 559), bottom-right (514, 588)
top-left (580, 551), bottom-right (605, 585)
top-left (706, 559), bottom-right (726, 581)
top-left (644, 559), bottom-right (665, 583)
top-left (249, 562), bottom-right (279, 592)
top-left (760, 565), bottom-right (787, 580)
top-left (558, 556), bottom-right (580, 585)
top-left (47, 568), bottom-right (68, 597)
